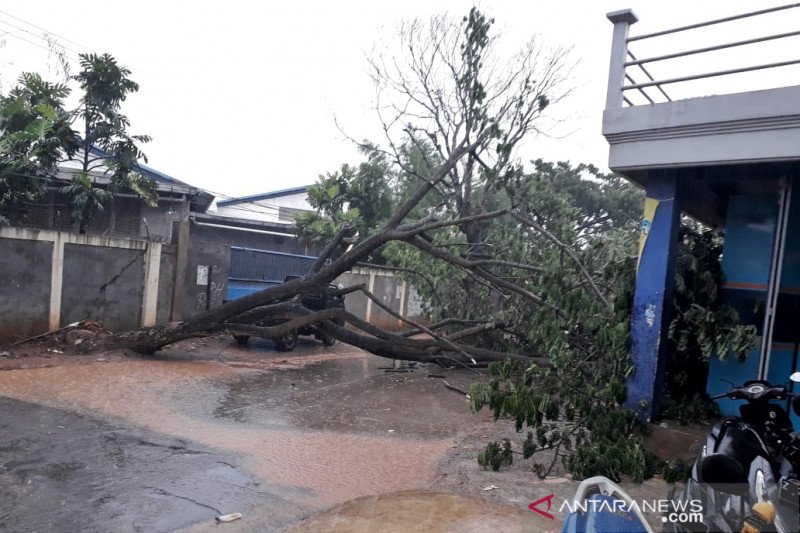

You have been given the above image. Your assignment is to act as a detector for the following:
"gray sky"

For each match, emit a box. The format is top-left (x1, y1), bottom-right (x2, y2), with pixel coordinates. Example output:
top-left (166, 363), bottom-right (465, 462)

top-left (2, 1), bottom-right (799, 200)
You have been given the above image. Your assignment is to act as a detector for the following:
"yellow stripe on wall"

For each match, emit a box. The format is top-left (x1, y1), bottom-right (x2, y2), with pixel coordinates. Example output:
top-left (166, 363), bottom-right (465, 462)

top-left (638, 197), bottom-right (660, 270)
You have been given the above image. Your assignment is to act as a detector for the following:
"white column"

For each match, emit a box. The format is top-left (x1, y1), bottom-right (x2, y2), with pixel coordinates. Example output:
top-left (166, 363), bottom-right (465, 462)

top-left (48, 234), bottom-right (65, 330)
top-left (605, 9), bottom-right (638, 109)
top-left (141, 242), bottom-right (162, 326)
top-left (399, 280), bottom-right (408, 317)
top-left (364, 271), bottom-right (376, 323)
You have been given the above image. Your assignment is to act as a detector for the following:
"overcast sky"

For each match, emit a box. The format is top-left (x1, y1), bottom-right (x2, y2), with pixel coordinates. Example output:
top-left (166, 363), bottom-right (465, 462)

top-left (2, 1), bottom-right (799, 200)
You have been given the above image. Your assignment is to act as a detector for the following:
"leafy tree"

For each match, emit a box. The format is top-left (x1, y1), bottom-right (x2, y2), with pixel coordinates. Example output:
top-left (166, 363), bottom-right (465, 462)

top-left (61, 173), bottom-right (112, 227)
top-left (0, 73), bottom-right (76, 224)
top-left (0, 53), bottom-right (156, 231)
top-left (67, 53), bottom-right (156, 231)
top-left (114, 8), bottom-right (575, 358)
top-left (662, 222), bottom-right (757, 423)
top-left (295, 145), bottom-right (395, 262)
top-left (468, 192), bottom-right (756, 480)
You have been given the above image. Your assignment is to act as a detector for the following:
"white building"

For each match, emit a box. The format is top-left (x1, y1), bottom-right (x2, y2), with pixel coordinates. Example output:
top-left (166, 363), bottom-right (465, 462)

top-left (213, 186), bottom-right (314, 225)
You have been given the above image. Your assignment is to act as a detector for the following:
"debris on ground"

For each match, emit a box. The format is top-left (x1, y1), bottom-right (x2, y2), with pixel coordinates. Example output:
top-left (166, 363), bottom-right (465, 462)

top-left (2, 320), bottom-right (113, 358)
top-left (215, 513), bottom-right (243, 523)
top-left (443, 380), bottom-right (470, 398)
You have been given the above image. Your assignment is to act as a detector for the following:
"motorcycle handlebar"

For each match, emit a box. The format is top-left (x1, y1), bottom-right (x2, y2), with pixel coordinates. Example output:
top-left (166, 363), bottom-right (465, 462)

top-left (711, 385), bottom-right (789, 401)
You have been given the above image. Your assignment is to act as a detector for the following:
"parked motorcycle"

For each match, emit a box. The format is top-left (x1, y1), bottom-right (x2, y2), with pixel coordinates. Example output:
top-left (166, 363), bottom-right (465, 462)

top-left (561, 476), bottom-right (653, 533)
top-left (667, 373), bottom-right (800, 533)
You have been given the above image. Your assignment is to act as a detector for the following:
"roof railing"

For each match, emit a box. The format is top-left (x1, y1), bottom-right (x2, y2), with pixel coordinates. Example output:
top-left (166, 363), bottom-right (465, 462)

top-left (605, 4), bottom-right (800, 109)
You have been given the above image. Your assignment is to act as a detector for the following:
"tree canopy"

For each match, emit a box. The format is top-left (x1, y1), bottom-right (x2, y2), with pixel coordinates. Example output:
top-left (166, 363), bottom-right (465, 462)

top-left (0, 53), bottom-right (156, 230)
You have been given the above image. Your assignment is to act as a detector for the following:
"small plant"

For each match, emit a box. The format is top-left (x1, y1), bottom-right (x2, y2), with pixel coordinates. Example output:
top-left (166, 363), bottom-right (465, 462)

top-left (661, 394), bottom-right (719, 425)
top-left (660, 459), bottom-right (692, 484)
top-left (478, 438), bottom-right (513, 471)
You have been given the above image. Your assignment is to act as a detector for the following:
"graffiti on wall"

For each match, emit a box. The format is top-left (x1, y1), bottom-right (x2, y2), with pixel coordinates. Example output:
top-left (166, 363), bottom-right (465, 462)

top-left (195, 264), bottom-right (224, 311)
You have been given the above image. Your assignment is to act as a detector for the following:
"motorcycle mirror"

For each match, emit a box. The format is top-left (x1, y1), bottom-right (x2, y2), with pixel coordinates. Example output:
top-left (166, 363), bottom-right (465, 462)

top-left (790, 371), bottom-right (800, 383)
top-left (699, 454), bottom-right (748, 495)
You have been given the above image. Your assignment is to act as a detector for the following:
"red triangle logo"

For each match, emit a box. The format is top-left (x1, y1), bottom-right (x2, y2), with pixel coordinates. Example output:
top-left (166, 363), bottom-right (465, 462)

top-left (528, 493), bottom-right (555, 520)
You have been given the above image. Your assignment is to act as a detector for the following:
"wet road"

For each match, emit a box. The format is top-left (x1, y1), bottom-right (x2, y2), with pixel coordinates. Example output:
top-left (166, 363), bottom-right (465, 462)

top-left (0, 397), bottom-right (279, 532)
top-left (0, 338), bottom-right (489, 532)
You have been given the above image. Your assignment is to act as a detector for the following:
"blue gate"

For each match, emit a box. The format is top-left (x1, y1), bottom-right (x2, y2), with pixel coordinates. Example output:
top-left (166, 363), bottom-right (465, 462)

top-left (227, 247), bottom-right (318, 300)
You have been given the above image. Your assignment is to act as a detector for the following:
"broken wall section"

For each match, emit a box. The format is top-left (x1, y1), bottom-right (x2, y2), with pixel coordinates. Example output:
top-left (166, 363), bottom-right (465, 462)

top-left (0, 227), bottom-right (164, 343)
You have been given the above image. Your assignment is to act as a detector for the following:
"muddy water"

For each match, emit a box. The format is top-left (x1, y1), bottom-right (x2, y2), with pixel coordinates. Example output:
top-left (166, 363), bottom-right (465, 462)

top-left (0, 351), bottom-right (473, 513)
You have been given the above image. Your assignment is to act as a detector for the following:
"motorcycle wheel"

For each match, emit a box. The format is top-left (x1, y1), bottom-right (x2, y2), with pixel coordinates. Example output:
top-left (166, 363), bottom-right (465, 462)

top-left (319, 331), bottom-right (336, 347)
top-left (275, 332), bottom-right (298, 352)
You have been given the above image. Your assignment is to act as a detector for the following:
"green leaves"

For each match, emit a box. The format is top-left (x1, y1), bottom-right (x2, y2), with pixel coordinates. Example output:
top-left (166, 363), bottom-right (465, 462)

top-left (125, 172), bottom-right (158, 207)
top-left (477, 438), bottom-right (513, 471)
top-left (663, 222), bottom-right (758, 422)
top-left (297, 153), bottom-right (394, 261)
top-left (61, 172), bottom-right (112, 227)
top-left (1, 54), bottom-right (153, 231)
top-left (0, 73), bottom-right (77, 224)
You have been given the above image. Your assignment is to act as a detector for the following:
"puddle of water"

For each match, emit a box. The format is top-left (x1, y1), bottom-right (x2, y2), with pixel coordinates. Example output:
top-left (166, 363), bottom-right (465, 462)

top-left (0, 357), bottom-right (458, 508)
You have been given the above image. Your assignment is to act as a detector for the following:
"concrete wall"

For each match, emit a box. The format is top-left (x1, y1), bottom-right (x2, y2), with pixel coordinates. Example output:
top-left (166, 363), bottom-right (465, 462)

top-left (603, 85), bottom-right (800, 172)
top-left (182, 240), bottom-right (230, 318)
top-left (60, 245), bottom-right (145, 331)
top-left (336, 266), bottom-right (421, 331)
top-left (140, 200), bottom-right (188, 243)
top-left (0, 227), bottom-right (163, 343)
top-left (0, 238), bottom-right (52, 340)
top-left (0, 224), bottom-right (429, 343)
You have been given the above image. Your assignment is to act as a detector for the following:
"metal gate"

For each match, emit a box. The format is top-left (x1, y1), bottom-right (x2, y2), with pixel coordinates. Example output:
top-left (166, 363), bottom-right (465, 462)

top-left (227, 247), bottom-right (317, 300)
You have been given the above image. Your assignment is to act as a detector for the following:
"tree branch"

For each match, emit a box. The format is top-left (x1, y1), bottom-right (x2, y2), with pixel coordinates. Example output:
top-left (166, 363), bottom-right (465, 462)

top-left (511, 211), bottom-right (612, 311)
top-left (311, 224), bottom-right (352, 273)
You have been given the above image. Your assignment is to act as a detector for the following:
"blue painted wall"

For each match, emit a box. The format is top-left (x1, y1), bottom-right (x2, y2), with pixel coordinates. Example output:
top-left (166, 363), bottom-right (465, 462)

top-left (709, 194), bottom-right (777, 414)
top-left (719, 195), bottom-right (778, 286)
top-left (709, 190), bottom-right (800, 427)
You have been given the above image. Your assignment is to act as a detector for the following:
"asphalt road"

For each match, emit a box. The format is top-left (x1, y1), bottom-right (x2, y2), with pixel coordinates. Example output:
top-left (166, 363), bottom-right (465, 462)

top-left (0, 338), bottom-right (486, 532)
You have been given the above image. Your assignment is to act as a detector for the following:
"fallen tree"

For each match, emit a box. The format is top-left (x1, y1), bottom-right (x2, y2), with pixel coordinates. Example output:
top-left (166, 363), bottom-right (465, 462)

top-left (112, 8), bottom-right (577, 367)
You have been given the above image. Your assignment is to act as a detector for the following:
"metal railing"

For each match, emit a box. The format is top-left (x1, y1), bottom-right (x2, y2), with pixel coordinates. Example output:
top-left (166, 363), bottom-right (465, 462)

top-left (605, 4), bottom-right (800, 109)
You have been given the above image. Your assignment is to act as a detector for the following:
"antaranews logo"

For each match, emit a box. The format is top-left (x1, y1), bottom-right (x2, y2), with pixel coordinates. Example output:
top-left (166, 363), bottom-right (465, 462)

top-left (528, 493), bottom-right (704, 525)
top-left (528, 494), bottom-right (556, 519)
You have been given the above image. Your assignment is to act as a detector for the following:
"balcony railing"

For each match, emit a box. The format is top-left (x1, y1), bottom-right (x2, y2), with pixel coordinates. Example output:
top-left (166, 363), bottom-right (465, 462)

top-left (606, 4), bottom-right (800, 109)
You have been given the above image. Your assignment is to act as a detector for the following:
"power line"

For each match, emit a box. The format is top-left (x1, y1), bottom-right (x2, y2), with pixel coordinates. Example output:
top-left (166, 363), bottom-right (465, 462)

top-left (0, 8), bottom-right (90, 52)
top-left (0, 9), bottom-right (176, 103)
top-left (0, 26), bottom-right (57, 55)
top-left (0, 10), bottom-right (162, 81)
top-left (0, 16), bottom-right (81, 58)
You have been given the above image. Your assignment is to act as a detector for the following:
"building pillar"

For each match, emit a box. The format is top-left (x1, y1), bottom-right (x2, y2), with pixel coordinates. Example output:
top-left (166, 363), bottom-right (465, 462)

top-left (48, 233), bottom-right (65, 331)
top-left (365, 270), bottom-right (376, 323)
top-left (605, 9), bottom-right (638, 109)
top-left (170, 219), bottom-right (190, 321)
top-left (141, 242), bottom-right (162, 326)
top-left (626, 172), bottom-right (681, 420)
